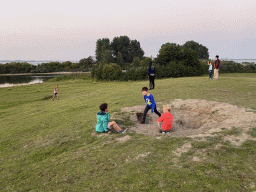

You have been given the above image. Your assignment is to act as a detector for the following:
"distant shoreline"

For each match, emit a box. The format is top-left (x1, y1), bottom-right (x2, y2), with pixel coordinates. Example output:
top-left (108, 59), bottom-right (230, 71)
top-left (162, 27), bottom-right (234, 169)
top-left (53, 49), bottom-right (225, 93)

top-left (0, 72), bottom-right (90, 76)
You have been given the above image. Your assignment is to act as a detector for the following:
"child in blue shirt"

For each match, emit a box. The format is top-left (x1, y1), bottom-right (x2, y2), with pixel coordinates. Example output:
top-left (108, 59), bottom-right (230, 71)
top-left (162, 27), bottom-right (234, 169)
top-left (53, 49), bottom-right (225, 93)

top-left (140, 87), bottom-right (161, 124)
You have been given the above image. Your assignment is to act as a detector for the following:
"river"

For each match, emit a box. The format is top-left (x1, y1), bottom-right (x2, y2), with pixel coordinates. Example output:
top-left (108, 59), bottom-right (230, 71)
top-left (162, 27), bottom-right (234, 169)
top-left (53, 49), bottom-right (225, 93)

top-left (0, 73), bottom-right (67, 88)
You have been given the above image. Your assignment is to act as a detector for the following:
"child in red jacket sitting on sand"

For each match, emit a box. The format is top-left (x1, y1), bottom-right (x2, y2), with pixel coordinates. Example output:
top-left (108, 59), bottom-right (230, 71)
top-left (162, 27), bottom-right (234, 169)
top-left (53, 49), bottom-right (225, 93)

top-left (157, 105), bottom-right (173, 133)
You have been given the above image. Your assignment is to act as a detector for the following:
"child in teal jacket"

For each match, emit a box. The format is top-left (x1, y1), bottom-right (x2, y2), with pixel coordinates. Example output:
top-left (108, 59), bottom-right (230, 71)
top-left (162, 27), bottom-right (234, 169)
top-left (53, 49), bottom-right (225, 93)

top-left (96, 103), bottom-right (126, 133)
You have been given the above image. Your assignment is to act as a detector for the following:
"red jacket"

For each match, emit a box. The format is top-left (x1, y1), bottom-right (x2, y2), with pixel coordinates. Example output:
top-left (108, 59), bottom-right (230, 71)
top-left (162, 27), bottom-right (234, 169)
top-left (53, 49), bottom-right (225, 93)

top-left (214, 59), bottom-right (220, 69)
top-left (157, 112), bottom-right (173, 131)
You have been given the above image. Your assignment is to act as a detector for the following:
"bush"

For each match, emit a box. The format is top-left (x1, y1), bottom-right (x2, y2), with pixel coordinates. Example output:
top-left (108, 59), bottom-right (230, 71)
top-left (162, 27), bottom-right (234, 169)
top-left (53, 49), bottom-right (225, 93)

top-left (102, 63), bottom-right (122, 80)
top-left (124, 67), bottom-right (147, 81)
top-left (219, 61), bottom-right (256, 73)
top-left (92, 63), bottom-right (122, 81)
top-left (155, 60), bottom-right (207, 79)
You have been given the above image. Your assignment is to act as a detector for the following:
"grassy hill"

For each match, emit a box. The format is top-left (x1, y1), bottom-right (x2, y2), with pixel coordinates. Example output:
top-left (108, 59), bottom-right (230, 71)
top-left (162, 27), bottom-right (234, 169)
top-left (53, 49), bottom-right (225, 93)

top-left (1, 74), bottom-right (256, 191)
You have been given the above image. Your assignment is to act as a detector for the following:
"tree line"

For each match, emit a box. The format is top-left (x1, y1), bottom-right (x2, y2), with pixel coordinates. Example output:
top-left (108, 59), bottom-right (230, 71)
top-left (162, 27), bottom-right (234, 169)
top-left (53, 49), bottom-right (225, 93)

top-left (0, 56), bottom-right (95, 74)
top-left (0, 36), bottom-right (211, 74)
top-left (3, 36), bottom-right (255, 78)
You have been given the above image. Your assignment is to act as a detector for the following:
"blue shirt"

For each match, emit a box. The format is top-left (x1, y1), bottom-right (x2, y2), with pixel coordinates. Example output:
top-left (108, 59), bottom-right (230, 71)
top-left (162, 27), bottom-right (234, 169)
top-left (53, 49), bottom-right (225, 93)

top-left (144, 94), bottom-right (156, 113)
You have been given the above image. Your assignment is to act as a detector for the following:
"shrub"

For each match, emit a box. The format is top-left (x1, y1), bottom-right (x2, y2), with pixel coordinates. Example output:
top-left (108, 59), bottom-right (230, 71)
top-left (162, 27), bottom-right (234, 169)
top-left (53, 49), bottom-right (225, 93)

top-left (92, 63), bottom-right (122, 81)
top-left (219, 61), bottom-right (256, 73)
top-left (91, 64), bottom-right (104, 80)
top-left (125, 67), bottom-right (147, 81)
top-left (102, 63), bottom-right (122, 80)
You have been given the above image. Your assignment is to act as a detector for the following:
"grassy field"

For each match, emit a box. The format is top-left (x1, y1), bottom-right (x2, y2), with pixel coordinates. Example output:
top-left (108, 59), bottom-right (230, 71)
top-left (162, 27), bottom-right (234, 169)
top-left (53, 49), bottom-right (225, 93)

top-left (1, 73), bottom-right (256, 191)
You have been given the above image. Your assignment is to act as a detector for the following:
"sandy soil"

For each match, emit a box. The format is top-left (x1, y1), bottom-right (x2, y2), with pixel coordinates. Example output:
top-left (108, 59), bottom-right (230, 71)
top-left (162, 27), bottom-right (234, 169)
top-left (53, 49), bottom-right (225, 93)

top-left (119, 99), bottom-right (256, 138)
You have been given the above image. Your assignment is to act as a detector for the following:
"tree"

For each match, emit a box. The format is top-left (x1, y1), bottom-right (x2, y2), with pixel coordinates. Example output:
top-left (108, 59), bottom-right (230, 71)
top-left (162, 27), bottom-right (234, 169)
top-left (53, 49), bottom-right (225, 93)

top-left (101, 49), bottom-right (113, 65)
top-left (95, 38), bottom-right (111, 62)
top-left (129, 40), bottom-right (144, 61)
top-left (182, 40), bottom-right (209, 59)
top-left (156, 43), bottom-right (182, 66)
top-left (140, 57), bottom-right (153, 68)
top-left (79, 56), bottom-right (94, 68)
top-left (131, 57), bottom-right (141, 68)
top-left (111, 36), bottom-right (144, 64)
top-left (161, 42), bottom-right (181, 49)
top-left (116, 51), bottom-right (124, 67)
top-left (156, 42), bottom-right (200, 68)
top-left (111, 36), bottom-right (131, 63)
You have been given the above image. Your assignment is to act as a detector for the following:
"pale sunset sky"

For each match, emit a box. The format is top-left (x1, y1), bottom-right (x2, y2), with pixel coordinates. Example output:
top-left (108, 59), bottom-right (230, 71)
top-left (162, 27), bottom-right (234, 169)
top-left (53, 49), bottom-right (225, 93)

top-left (0, 0), bottom-right (255, 60)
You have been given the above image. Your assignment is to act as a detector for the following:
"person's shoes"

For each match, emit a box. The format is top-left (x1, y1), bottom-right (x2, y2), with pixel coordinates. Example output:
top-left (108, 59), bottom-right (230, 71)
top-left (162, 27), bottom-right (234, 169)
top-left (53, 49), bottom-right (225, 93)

top-left (140, 121), bottom-right (145, 124)
top-left (119, 129), bottom-right (127, 133)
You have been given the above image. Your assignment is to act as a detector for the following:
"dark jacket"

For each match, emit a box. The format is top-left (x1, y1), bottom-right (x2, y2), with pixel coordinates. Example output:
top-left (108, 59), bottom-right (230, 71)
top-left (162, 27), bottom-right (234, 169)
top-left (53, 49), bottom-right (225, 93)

top-left (214, 59), bottom-right (220, 69)
top-left (147, 66), bottom-right (156, 76)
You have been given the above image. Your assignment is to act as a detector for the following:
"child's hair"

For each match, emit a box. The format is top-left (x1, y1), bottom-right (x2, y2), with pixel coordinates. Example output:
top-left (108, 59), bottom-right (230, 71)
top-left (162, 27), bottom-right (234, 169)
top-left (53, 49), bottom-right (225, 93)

top-left (216, 55), bottom-right (219, 59)
top-left (100, 103), bottom-right (108, 111)
top-left (142, 87), bottom-right (148, 91)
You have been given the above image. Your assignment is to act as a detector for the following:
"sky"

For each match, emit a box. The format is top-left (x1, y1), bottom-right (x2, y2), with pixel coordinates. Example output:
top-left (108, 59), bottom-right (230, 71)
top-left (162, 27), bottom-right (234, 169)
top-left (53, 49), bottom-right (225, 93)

top-left (0, 0), bottom-right (255, 60)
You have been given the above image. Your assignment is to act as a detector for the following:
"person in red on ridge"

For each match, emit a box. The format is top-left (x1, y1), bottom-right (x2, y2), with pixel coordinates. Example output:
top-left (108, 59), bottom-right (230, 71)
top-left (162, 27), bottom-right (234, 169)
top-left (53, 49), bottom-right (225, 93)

top-left (157, 105), bottom-right (173, 133)
top-left (214, 55), bottom-right (220, 80)
top-left (52, 85), bottom-right (59, 101)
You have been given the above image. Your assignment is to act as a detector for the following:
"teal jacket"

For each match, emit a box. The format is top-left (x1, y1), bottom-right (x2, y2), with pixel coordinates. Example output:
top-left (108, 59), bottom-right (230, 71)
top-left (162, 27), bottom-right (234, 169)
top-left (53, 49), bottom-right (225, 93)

top-left (96, 111), bottom-right (109, 133)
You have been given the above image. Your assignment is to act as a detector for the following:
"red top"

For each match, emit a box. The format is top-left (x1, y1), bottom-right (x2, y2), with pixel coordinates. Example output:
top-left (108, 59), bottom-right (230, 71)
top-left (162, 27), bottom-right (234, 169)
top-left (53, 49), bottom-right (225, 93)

top-left (214, 59), bottom-right (220, 69)
top-left (54, 87), bottom-right (58, 93)
top-left (157, 112), bottom-right (173, 131)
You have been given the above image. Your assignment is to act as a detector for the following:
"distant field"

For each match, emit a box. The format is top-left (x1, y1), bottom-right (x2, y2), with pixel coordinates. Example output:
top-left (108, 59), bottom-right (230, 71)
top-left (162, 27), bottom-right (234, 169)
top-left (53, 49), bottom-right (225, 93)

top-left (1, 73), bottom-right (256, 191)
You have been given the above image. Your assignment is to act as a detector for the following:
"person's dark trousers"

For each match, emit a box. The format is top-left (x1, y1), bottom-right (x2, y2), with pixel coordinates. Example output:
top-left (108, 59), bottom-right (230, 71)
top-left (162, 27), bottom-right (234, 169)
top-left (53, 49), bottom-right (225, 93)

top-left (142, 106), bottom-right (161, 122)
top-left (209, 70), bottom-right (213, 79)
top-left (149, 75), bottom-right (155, 89)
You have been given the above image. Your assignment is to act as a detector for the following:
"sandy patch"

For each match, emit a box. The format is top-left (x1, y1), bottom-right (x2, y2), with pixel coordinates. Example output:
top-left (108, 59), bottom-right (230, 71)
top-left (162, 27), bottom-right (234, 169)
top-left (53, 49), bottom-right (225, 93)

top-left (223, 133), bottom-right (256, 146)
top-left (214, 144), bottom-right (223, 150)
top-left (116, 135), bottom-right (131, 143)
top-left (135, 152), bottom-right (151, 160)
top-left (192, 156), bottom-right (201, 162)
top-left (118, 99), bottom-right (256, 138)
top-left (172, 142), bottom-right (192, 157)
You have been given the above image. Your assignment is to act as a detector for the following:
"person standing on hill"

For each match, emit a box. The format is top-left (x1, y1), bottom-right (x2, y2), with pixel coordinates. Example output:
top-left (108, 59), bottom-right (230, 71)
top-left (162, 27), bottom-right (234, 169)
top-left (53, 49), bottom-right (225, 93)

top-left (147, 61), bottom-right (156, 90)
top-left (214, 55), bottom-right (220, 80)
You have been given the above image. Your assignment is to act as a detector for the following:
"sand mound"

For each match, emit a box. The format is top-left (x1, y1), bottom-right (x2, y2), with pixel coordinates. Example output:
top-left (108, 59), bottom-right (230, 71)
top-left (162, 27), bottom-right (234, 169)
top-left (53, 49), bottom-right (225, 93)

top-left (120, 99), bottom-right (256, 137)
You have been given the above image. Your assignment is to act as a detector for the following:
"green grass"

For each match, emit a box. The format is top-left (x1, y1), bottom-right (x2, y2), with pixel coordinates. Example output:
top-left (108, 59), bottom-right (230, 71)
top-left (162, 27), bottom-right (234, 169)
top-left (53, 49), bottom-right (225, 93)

top-left (1, 73), bottom-right (256, 191)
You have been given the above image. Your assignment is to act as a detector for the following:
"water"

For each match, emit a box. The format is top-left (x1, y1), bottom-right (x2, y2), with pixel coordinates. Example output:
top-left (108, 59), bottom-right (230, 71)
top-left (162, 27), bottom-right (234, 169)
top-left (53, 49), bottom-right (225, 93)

top-left (0, 60), bottom-right (79, 65)
top-left (223, 59), bottom-right (256, 64)
top-left (0, 74), bottom-right (60, 88)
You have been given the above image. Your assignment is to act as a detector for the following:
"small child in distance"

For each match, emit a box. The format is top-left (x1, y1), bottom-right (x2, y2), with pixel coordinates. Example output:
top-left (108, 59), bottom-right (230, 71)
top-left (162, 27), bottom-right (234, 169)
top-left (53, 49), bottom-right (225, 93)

top-left (157, 105), bottom-right (173, 134)
top-left (96, 103), bottom-right (126, 134)
top-left (208, 61), bottom-right (213, 79)
top-left (52, 85), bottom-right (59, 101)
